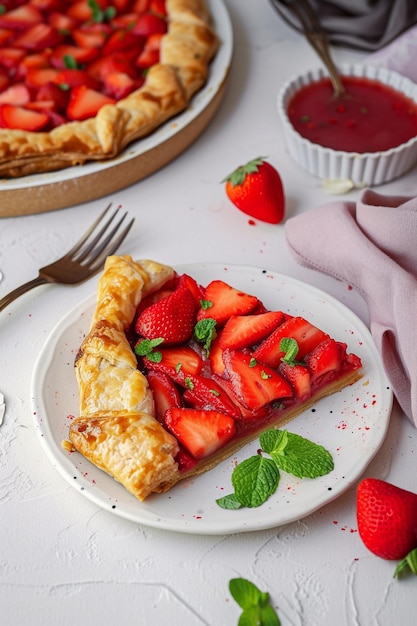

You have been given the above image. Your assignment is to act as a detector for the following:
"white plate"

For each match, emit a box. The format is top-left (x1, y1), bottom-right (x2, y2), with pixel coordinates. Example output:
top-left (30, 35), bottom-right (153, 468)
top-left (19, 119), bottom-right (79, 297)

top-left (31, 263), bottom-right (393, 534)
top-left (2, 0), bottom-right (232, 192)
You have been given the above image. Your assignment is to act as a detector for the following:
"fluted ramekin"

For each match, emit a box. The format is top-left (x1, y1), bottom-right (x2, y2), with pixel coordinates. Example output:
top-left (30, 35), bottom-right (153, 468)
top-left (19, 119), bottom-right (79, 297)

top-left (277, 63), bottom-right (417, 187)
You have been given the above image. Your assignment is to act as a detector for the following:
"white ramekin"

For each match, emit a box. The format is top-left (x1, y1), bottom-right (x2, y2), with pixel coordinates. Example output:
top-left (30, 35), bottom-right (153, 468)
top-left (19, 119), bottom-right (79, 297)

top-left (277, 63), bottom-right (417, 187)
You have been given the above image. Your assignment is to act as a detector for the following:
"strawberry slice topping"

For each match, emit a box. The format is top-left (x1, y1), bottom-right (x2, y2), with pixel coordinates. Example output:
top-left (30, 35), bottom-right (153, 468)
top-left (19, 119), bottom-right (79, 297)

top-left (222, 349), bottom-right (293, 411)
top-left (253, 316), bottom-right (329, 367)
top-left (219, 310), bottom-right (285, 350)
top-left (66, 85), bottom-right (115, 121)
top-left (131, 272), bottom-right (363, 469)
top-left (197, 280), bottom-right (259, 326)
top-left (164, 408), bottom-right (236, 460)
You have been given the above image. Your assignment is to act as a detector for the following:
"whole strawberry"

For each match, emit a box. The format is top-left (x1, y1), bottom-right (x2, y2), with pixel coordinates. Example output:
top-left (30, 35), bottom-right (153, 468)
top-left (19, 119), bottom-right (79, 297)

top-left (135, 286), bottom-right (198, 345)
top-left (223, 156), bottom-right (285, 224)
top-left (356, 478), bottom-right (417, 564)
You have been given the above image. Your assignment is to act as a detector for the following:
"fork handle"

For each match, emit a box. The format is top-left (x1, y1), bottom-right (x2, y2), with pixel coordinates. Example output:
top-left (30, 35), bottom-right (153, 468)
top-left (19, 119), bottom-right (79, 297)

top-left (0, 276), bottom-right (47, 313)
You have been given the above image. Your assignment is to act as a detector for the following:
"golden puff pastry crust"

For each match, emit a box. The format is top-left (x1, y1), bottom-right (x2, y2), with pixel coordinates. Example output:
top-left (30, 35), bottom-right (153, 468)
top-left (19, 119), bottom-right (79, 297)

top-left (70, 255), bottom-right (180, 500)
top-left (0, 0), bottom-right (218, 178)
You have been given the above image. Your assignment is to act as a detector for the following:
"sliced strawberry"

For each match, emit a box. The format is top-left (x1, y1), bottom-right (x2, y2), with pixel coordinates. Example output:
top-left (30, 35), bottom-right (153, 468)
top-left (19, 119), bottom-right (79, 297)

top-left (0, 102), bottom-right (48, 130)
top-left (304, 338), bottom-right (345, 382)
top-left (54, 68), bottom-right (100, 90)
top-left (35, 81), bottom-right (69, 112)
top-left (164, 407), bottom-right (236, 460)
top-left (219, 310), bottom-right (285, 350)
top-left (87, 52), bottom-right (139, 81)
top-left (47, 11), bottom-right (79, 33)
top-left (132, 12), bottom-right (167, 37)
top-left (142, 345), bottom-right (204, 380)
top-left (0, 83), bottom-right (30, 105)
top-left (222, 349), bottom-right (293, 411)
top-left (278, 362), bottom-right (311, 400)
top-left (208, 337), bottom-right (226, 377)
top-left (72, 24), bottom-right (112, 49)
top-left (50, 44), bottom-right (99, 69)
top-left (143, 31), bottom-right (164, 51)
top-left (174, 446), bottom-right (198, 473)
top-left (132, 0), bottom-right (151, 12)
top-left (13, 22), bottom-right (63, 50)
top-left (197, 280), bottom-right (259, 326)
top-left (147, 370), bottom-right (182, 422)
top-left (181, 373), bottom-right (241, 418)
top-left (135, 46), bottom-right (159, 69)
top-left (150, 0), bottom-right (167, 17)
top-left (253, 316), bottom-right (329, 367)
top-left (0, 5), bottom-right (43, 30)
top-left (102, 29), bottom-right (144, 57)
top-left (66, 0), bottom-right (94, 21)
top-left (16, 51), bottom-right (51, 76)
top-left (134, 287), bottom-right (174, 318)
top-left (176, 273), bottom-right (205, 304)
top-left (0, 47), bottom-right (26, 69)
top-left (66, 85), bottom-right (115, 121)
top-left (25, 67), bottom-right (59, 87)
top-left (29, 0), bottom-right (66, 11)
top-left (112, 0), bottom-right (132, 12)
top-left (135, 286), bottom-right (198, 346)
top-left (102, 71), bottom-right (141, 99)
top-left (0, 68), bottom-right (10, 91)
top-left (0, 28), bottom-right (13, 46)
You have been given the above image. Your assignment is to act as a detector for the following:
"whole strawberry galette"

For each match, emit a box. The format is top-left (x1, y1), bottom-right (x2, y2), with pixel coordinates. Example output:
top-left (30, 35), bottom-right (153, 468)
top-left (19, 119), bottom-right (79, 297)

top-left (68, 256), bottom-right (363, 501)
top-left (0, 0), bottom-right (218, 177)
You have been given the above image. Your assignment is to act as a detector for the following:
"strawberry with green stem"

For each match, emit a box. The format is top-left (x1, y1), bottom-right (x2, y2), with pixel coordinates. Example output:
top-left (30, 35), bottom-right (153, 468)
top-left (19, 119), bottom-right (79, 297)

top-left (223, 156), bottom-right (285, 224)
top-left (356, 478), bottom-right (417, 578)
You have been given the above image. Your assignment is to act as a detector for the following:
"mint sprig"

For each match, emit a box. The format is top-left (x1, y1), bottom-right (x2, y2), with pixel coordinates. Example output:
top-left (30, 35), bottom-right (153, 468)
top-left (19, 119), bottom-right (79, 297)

top-left (134, 337), bottom-right (164, 362)
top-left (279, 337), bottom-right (299, 364)
top-left (229, 578), bottom-right (280, 626)
top-left (260, 429), bottom-right (334, 479)
top-left (217, 428), bottom-right (334, 510)
top-left (194, 317), bottom-right (217, 354)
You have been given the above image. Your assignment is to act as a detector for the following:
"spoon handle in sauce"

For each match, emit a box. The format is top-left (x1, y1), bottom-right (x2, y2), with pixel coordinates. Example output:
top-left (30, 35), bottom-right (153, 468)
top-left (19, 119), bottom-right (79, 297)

top-left (272, 0), bottom-right (346, 98)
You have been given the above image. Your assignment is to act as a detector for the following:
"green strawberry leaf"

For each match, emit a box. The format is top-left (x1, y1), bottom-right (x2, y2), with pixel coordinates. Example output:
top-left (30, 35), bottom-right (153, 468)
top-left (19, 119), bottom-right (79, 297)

top-left (394, 547), bottom-right (417, 579)
top-left (232, 455), bottom-right (280, 508)
top-left (222, 156), bottom-right (267, 186)
top-left (229, 578), bottom-right (280, 626)
top-left (260, 429), bottom-right (334, 479)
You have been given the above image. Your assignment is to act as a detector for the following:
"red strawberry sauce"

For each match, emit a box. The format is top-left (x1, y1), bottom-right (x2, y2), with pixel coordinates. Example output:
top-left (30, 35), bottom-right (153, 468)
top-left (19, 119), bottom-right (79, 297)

top-left (287, 76), bottom-right (417, 153)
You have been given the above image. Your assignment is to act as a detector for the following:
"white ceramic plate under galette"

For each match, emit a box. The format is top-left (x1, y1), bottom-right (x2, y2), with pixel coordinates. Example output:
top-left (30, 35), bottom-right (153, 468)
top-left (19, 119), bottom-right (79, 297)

top-left (31, 263), bottom-right (393, 535)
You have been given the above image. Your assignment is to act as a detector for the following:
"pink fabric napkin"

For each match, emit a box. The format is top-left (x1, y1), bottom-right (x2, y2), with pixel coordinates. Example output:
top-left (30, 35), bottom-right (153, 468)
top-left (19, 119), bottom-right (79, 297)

top-left (285, 190), bottom-right (417, 426)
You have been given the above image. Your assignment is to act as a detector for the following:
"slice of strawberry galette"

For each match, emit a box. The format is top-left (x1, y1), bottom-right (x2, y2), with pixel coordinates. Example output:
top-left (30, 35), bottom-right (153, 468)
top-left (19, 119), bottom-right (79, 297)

top-left (0, 0), bottom-right (218, 177)
top-left (68, 256), bottom-right (363, 501)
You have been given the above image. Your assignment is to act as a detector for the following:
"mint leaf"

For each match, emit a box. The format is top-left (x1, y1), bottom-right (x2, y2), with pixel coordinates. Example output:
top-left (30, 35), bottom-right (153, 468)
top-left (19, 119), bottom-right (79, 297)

top-left (194, 318), bottom-right (217, 353)
top-left (261, 429), bottom-right (334, 479)
top-left (229, 578), bottom-right (280, 626)
top-left (216, 493), bottom-right (242, 510)
top-left (232, 455), bottom-right (280, 508)
top-left (279, 337), bottom-right (299, 364)
top-left (134, 337), bottom-right (164, 362)
top-left (229, 578), bottom-right (269, 610)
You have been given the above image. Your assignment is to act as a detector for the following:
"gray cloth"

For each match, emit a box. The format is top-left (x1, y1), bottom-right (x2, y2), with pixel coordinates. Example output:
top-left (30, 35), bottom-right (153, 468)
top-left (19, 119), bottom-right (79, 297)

top-left (270, 0), bottom-right (417, 50)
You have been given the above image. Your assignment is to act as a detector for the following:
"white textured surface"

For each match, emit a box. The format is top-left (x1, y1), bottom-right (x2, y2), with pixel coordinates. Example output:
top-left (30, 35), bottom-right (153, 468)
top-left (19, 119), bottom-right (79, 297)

top-left (1, 1), bottom-right (417, 624)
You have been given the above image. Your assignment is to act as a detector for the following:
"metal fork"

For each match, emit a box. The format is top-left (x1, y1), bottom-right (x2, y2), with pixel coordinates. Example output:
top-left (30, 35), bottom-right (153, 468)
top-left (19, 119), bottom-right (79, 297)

top-left (0, 204), bottom-right (134, 313)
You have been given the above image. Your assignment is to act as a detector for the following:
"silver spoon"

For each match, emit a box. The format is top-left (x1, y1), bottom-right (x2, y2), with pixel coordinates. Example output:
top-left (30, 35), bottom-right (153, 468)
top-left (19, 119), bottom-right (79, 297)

top-left (272, 0), bottom-right (346, 98)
